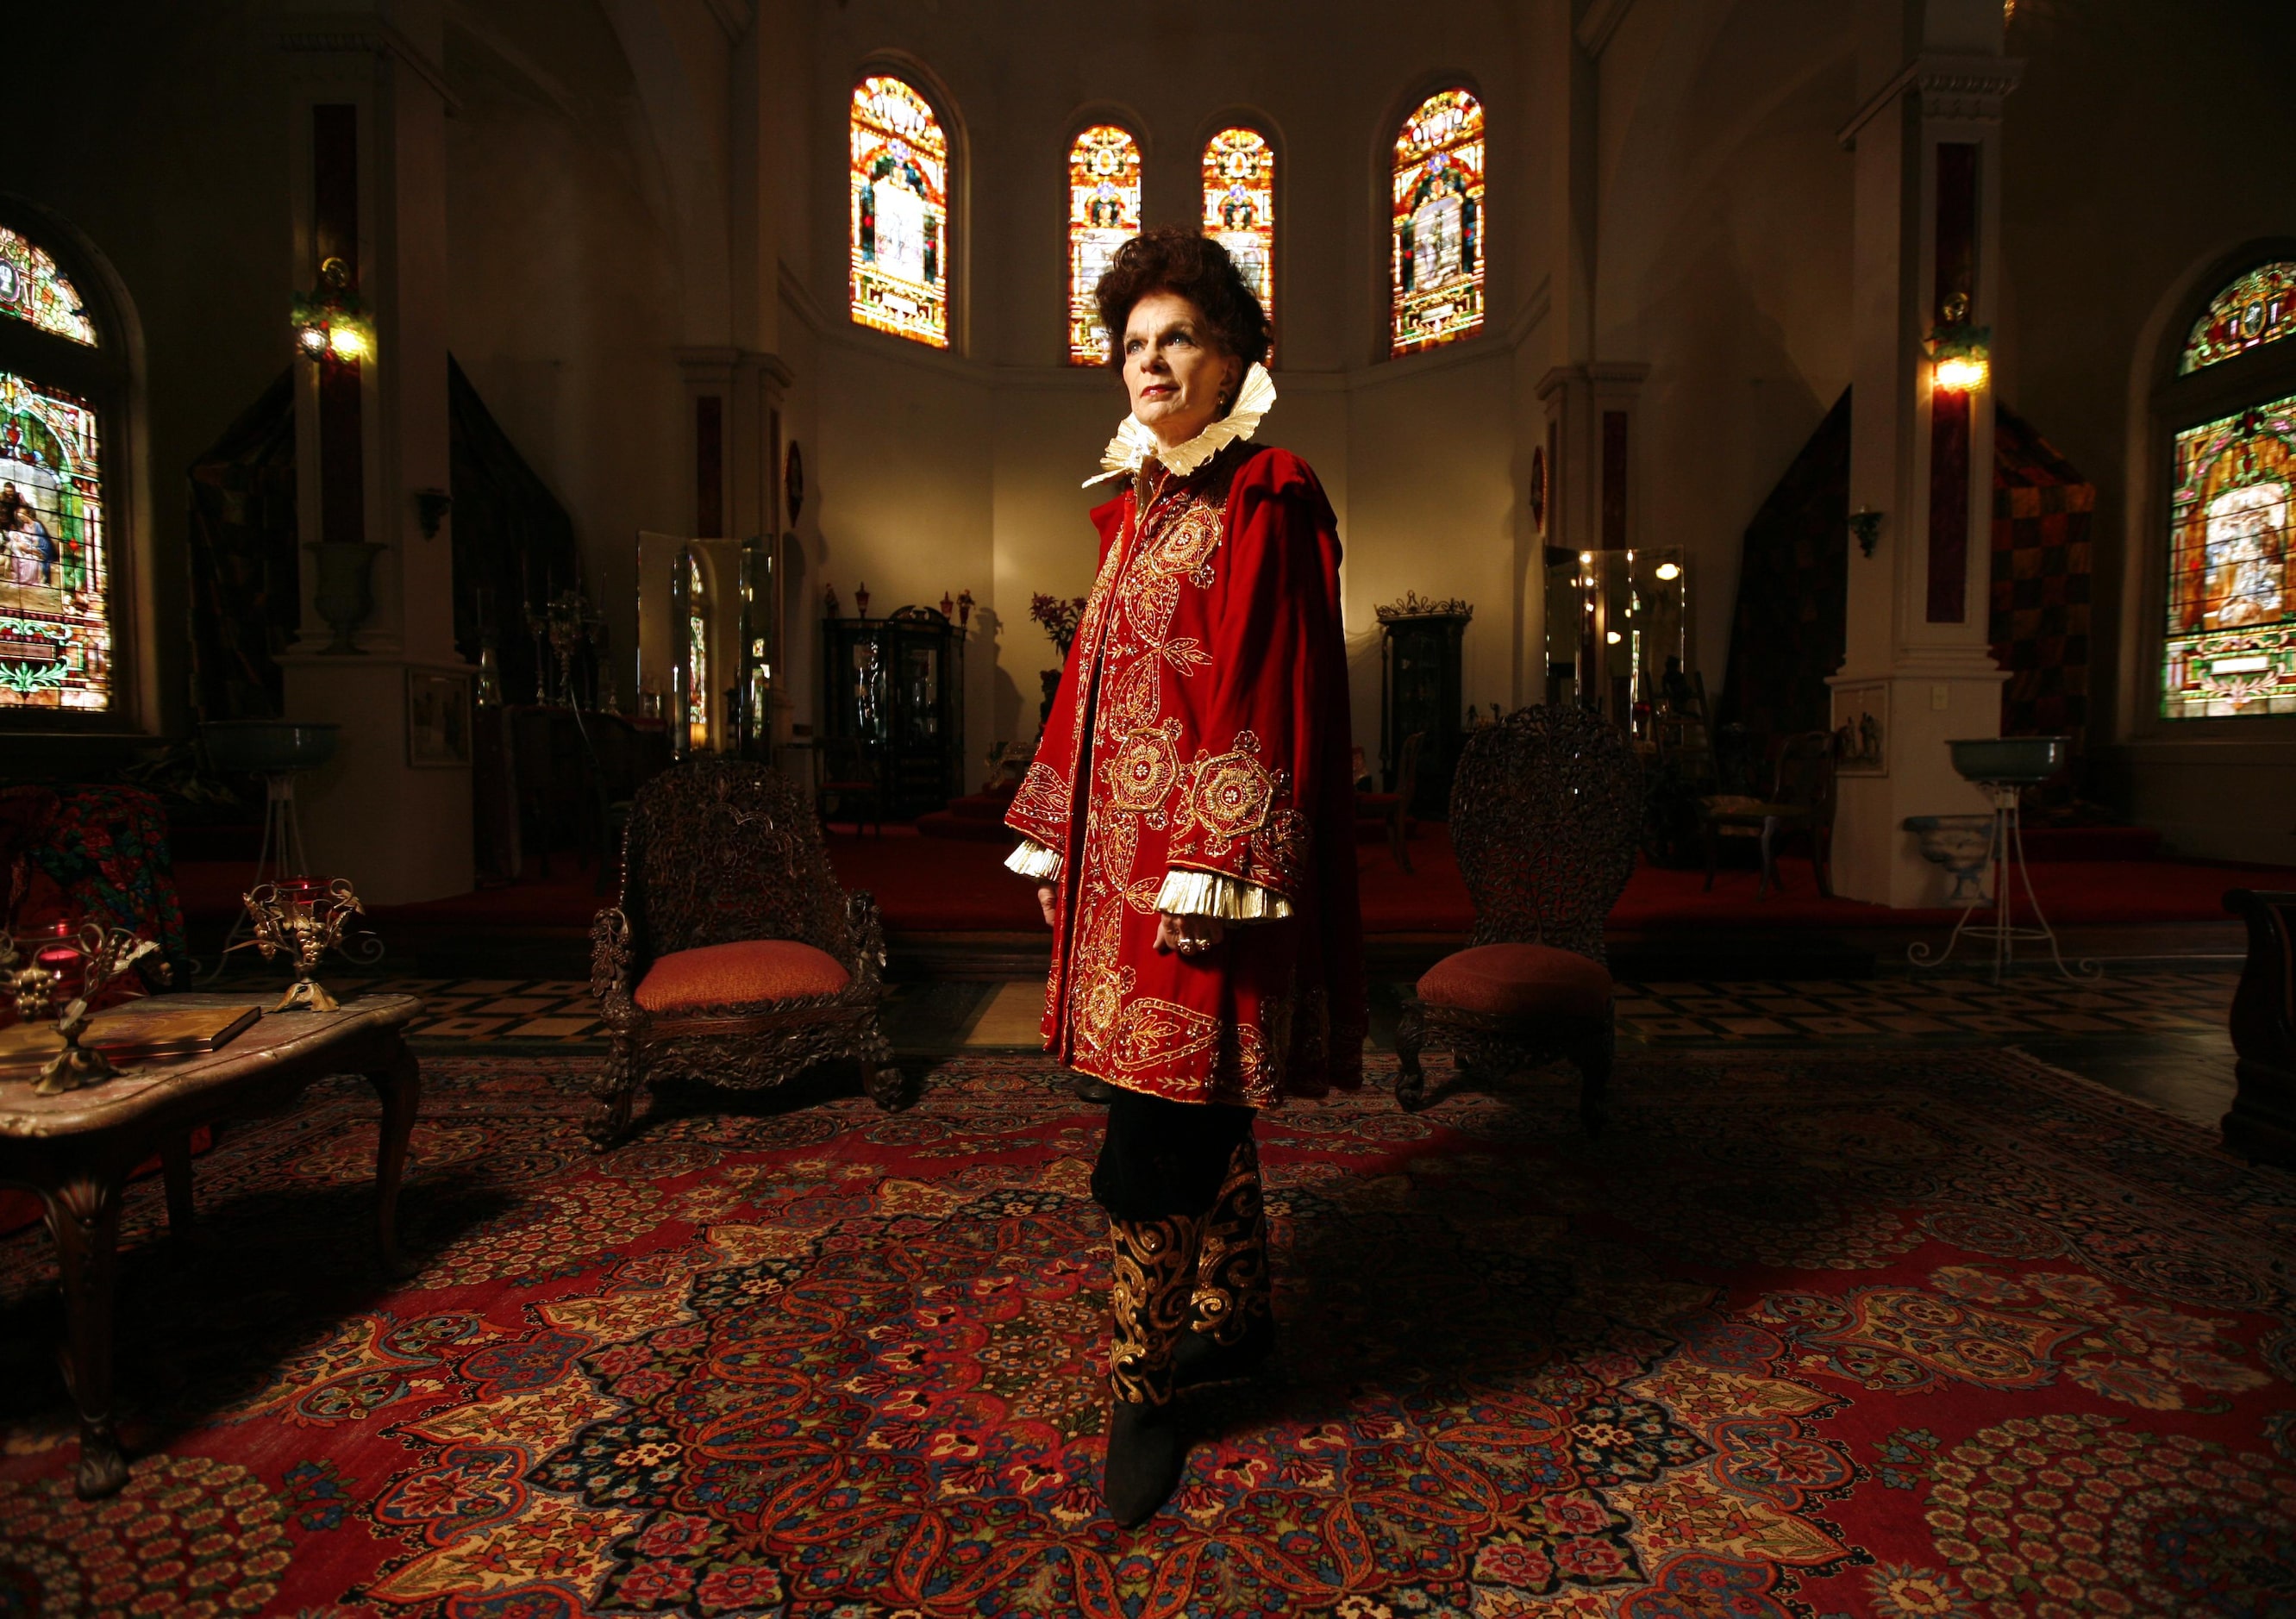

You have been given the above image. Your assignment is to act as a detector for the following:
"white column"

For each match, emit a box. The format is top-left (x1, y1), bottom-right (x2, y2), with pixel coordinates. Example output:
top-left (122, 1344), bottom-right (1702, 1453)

top-left (278, 3), bottom-right (474, 903)
top-left (1830, 0), bottom-right (2022, 907)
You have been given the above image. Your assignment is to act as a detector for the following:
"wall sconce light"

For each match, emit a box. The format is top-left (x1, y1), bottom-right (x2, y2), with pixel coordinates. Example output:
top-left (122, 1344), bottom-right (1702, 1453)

top-left (291, 257), bottom-right (376, 365)
top-left (1927, 293), bottom-right (1990, 394)
top-left (415, 488), bottom-right (452, 539)
top-left (1653, 560), bottom-right (1680, 582)
top-left (1605, 629), bottom-right (1623, 645)
top-left (1849, 507), bottom-right (1884, 557)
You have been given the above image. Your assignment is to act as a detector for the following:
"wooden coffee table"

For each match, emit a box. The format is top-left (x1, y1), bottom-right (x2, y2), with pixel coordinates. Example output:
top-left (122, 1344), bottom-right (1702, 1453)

top-left (0, 991), bottom-right (422, 1498)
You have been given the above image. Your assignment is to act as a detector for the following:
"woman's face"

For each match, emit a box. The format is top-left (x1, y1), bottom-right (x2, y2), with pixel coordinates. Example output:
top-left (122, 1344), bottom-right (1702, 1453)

top-left (1122, 291), bottom-right (1243, 449)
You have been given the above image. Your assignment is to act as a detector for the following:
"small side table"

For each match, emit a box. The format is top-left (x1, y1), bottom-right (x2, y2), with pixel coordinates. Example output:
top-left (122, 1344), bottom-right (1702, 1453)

top-left (0, 992), bottom-right (422, 1498)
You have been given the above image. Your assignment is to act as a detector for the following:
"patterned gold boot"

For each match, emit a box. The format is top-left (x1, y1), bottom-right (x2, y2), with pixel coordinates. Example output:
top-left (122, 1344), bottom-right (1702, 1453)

top-left (1175, 1136), bottom-right (1275, 1388)
top-left (1104, 1212), bottom-right (1200, 1526)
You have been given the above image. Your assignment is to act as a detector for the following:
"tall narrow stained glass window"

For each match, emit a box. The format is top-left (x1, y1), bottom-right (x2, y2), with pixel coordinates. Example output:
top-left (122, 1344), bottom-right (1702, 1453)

top-left (686, 553), bottom-right (710, 751)
top-left (1391, 89), bottom-right (1486, 357)
top-left (1203, 128), bottom-right (1274, 344)
top-left (1067, 125), bottom-right (1142, 366)
top-left (0, 221), bottom-right (109, 715)
top-left (849, 76), bottom-right (949, 348)
top-left (2180, 261), bottom-right (2296, 375)
top-left (2161, 392), bottom-right (2296, 718)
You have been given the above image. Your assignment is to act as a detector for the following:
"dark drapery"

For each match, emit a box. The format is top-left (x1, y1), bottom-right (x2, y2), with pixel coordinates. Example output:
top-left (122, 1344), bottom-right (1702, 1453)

top-left (186, 371), bottom-right (298, 722)
top-left (448, 356), bottom-right (580, 707)
top-left (1717, 388), bottom-right (1851, 762)
top-left (1990, 405), bottom-right (2093, 745)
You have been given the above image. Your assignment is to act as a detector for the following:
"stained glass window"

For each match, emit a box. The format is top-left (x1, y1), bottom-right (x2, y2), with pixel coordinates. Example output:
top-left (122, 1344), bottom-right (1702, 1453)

top-left (2180, 261), bottom-right (2296, 375)
top-left (849, 76), bottom-right (949, 348)
top-left (686, 554), bottom-right (710, 750)
top-left (0, 227), bottom-right (97, 347)
top-left (1391, 89), bottom-right (1486, 357)
top-left (1203, 128), bottom-right (1274, 345)
top-left (1067, 126), bottom-right (1142, 366)
top-left (0, 371), bottom-right (109, 710)
top-left (2161, 391), bottom-right (2296, 718)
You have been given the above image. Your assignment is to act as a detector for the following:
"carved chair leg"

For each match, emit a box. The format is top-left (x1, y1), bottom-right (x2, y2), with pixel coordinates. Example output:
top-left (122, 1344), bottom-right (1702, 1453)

top-left (1758, 816), bottom-right (1779, 900)
top-left (1702, 820), bottom-right (1718, 893)
top-left (585, 1033), bottom-right (642, 1151)
top-left (1572, 1015), bottom-right (1616, 1137)
top-left (43, 1168), bottom-right (129, 1499)
top-left (1389, 805), bottom-right (1412, 874)
top-left (1395, 1001), bottom-right (1429, 1112)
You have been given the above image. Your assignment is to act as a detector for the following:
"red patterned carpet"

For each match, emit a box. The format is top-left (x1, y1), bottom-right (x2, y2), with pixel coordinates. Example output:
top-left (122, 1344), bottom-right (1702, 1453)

top-left (2, 1050), bottom-right (2292, 1617)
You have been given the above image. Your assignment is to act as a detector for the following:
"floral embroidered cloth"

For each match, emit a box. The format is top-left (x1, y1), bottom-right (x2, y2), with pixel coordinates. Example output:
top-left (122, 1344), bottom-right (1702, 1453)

top-left (1007, 442), bottom-right (1366, 1105)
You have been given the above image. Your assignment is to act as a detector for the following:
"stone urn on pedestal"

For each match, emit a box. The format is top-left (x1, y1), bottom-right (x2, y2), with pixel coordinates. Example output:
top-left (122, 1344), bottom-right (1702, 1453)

top-left (304, 541), bottom-right (386, 654)
top-left (1904, 814), bottom-right (1996, 905)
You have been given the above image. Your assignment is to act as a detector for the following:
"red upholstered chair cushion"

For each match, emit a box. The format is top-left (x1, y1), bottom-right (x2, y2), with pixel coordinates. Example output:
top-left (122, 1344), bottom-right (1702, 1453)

top-left (1416, 942), bottom-right (1612, 1020)
top-left (635, 940), bottom-right (851, 1012)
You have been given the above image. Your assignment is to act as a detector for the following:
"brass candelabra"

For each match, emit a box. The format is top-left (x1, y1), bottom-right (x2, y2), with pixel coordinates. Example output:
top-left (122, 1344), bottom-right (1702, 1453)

top-left (2, 923), bottom-right (167, 1096)
top-left (230, 878), bottom-right (368, 1011)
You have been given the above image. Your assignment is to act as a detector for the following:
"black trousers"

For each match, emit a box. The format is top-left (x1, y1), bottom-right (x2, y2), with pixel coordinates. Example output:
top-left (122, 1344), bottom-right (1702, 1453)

top-left (1090, 1086), bottom-right (1257, 1220)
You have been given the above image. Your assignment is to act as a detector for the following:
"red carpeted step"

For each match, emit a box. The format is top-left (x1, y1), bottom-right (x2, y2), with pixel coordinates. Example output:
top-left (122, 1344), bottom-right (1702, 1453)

top-left (917, 810), bottom-right (1017, 843)
top-left (2020, 826), bottom-right (2164, 862)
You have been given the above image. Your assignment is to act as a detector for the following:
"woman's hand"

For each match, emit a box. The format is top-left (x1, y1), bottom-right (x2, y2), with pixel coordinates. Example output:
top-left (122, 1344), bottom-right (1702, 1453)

top-left (1036, 885), bottom-right (1058, 928)
top-left (1154, 912), bottom-right (1226, 958)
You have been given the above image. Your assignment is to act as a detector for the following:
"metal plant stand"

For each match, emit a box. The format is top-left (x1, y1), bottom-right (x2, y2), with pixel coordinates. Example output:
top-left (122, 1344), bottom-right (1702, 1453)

top-left (1908, 739), bottom-right (2100, 984)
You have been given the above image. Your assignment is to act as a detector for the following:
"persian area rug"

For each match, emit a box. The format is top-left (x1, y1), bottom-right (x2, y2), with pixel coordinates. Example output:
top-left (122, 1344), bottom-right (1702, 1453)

top-left (1, 1050), bottom-right (2292, 1619)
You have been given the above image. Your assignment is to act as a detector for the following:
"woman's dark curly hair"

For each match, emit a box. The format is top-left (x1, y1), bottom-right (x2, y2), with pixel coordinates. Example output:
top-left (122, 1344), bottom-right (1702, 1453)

top-left (1093, 224), bottom-right (1270, 371)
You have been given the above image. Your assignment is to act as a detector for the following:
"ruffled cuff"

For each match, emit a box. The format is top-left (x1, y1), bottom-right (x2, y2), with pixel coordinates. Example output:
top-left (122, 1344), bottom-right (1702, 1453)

top-left (1005, 839), bottom-right (1063, 881)
top-left (1154, 868), bottom-right (1294, 922)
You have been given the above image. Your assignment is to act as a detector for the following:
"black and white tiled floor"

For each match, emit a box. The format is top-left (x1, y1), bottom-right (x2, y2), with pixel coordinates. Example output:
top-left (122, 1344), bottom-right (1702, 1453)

top-left (310, 967), bottom-right (2236, 1048)
top-left (245, 966), bottom-right (2237, 1134)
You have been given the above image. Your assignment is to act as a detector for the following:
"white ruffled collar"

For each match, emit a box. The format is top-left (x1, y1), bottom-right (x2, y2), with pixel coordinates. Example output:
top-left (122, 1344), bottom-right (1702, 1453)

top-left (1083, 363), bottom-right (1277, 489)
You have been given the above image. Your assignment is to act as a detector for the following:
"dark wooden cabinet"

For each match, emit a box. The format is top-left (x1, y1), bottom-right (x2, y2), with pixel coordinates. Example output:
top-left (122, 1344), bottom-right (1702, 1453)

top-left (822, 607), bottom-right (962, 817)
top-left (1379, 607), bottom-right (1470, 817)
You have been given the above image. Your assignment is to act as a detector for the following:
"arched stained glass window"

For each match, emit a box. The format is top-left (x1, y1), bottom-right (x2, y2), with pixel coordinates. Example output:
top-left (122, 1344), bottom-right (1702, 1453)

top-left (0, 227), bottom-right (96, 347)
top-left (849, 75), bottom-right (949, 349)
top-left (1, 220), bottom-right (111, 716)
top-left (2180, 261), bottom-right (2296, 375)
top-left (2161, 393), bottom-right (2296, 718)
top-left (1067, 125), bottom-right (1142, 366)
top-left (1203, 128), bottom-right (1274, 344)
top-left (1390, 89), bottom-right (1486, 357)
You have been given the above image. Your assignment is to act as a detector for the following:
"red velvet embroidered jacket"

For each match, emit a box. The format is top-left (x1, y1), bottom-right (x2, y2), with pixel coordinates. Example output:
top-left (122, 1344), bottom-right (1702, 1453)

top-left (1007, 442), bottom-right (1367, 1106)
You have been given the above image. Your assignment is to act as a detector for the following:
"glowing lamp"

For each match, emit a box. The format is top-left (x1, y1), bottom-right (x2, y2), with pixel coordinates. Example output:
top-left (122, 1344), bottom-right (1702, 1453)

top-left (1926, 292), bottom-right (1990, 396)
top-left (1654, 561), bottom-right (1680, 582)
top-left (290, 256), bottom-right (375, 366)
top-left (1934, 353), bottom-right (1989, 393)
top-left (1605, 630), bottom-right (1623, 645)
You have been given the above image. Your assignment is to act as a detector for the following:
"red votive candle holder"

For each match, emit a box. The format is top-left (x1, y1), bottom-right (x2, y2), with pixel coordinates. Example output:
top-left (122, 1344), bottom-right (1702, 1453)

top-left (34, 942), bottom-right (84, 1004)
top-left (280, 877), bottom-right (331, 911)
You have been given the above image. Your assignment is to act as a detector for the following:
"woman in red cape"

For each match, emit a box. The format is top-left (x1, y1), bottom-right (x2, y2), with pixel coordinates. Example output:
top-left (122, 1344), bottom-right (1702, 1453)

top-left (1004, 228), bottom-right (1366, 1524)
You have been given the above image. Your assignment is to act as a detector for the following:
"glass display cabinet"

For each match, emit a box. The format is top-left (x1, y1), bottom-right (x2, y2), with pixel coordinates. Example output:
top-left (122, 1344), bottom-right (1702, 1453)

top-left (1542, 546), bottom-right (1690, 734)
top-left (821, 604), bottom-right (962, 817)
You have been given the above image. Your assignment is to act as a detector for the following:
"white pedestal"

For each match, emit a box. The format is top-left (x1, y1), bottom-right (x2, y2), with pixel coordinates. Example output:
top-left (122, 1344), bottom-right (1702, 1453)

top-left (279, 654), bottom-right (474, 905)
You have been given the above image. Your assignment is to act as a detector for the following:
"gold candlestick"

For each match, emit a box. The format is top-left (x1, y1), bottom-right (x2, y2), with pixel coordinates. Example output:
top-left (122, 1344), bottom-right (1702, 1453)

top-left (3, 923), bottom-right (166, 1096)
top-left (231, 878), bottom-right (367, 1012)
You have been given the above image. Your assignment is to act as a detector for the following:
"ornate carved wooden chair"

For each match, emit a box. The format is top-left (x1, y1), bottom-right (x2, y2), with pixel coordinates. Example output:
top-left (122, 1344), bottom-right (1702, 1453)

top-left (1699, 729), bottom-right (1838, 898)
top-left (1395, 705), bottom-right (1642, 1129)
top-left (587, 760), bottom-right (898, 1148)
top-left (2224, 888), bottom-right (2296, 1169)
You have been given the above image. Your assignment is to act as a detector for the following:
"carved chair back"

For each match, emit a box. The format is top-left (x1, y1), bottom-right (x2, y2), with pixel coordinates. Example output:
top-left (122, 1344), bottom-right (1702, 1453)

top-left (1771, 731), bottom-right (1839, 824)
top-left (1448, 703), bottom-right (1642, 963)
top-left (618, 760), bottom-right (855, 970)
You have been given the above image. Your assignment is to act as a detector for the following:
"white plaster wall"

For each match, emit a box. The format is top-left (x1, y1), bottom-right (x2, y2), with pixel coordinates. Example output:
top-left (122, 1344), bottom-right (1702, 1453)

top-left (442, 3), bottom-right (687, 678)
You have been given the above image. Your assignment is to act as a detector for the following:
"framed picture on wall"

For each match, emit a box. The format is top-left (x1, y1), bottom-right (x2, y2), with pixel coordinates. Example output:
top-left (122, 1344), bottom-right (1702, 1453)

top-left (1830, 679), bottom-right (1888, 776)
top-left (406, 669), bottom-right (472, 767)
